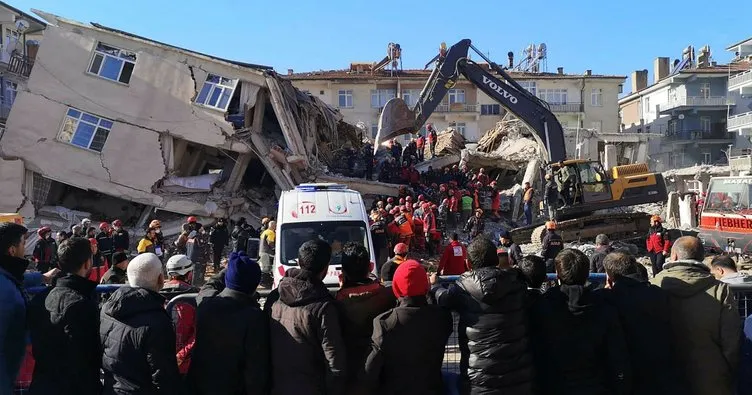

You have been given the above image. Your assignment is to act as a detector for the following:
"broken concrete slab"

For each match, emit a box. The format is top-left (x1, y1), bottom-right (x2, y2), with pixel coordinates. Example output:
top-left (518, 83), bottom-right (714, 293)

top-left (414, 154), bottom-right (461, 173)
top-left (0, 158), bottom-right (28, 215)
top-left (316, 174), bottom-right (401, 197)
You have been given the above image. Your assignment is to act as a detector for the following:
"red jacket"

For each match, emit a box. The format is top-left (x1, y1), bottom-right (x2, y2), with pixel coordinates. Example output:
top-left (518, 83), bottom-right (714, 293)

top-left (646, 226), bottom-right (671, 253)
top-left (438, 240), bottom-right (469, 275)
top-left (416, 136), bottom-right (425, 148)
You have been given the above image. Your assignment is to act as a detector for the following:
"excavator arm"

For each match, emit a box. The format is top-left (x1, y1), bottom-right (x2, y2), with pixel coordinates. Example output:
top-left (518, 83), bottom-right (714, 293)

top-left (375, 39), bottom-right (566, 163)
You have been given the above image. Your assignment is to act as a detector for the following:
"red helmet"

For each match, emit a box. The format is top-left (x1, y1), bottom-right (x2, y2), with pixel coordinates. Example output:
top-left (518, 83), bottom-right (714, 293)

top-left (394, 243), bottom-right (409, 255)
top-left (99, 222), bottom-right (110, 230)
top-left (406, 196), bottom-right (413, 202)
top-left (37, 226), bottom-right (51, 237)
top-left (400, 205), bottom-right (408, 212)
top-left (187, 216), bottom-right (198, 223)
top-left (418, 194), bottom-right (425, 201)
top-left (88, 238), bottom-right (98, 246)
top-left (112, 219), bottom-right (123, 227)
top-left (390, 207), bottom-right (399, 215)
top-left (387, 197), bottom-right (394, 204)
top-left (399, 198), bottom-right (405, 205)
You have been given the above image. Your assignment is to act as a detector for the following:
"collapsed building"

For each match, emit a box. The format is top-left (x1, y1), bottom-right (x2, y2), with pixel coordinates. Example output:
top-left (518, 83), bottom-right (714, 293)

top-left (0, 10), bottom-right (400, 229)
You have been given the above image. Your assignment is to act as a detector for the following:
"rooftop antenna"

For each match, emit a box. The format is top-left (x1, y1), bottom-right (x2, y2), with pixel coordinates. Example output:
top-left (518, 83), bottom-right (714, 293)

top-left (514, 42), bottom-right (547, 72)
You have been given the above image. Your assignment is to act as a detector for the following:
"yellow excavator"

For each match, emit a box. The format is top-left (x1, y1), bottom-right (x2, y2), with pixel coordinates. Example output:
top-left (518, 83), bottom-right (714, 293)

top-left (374, 39), bottom-right (667, 244)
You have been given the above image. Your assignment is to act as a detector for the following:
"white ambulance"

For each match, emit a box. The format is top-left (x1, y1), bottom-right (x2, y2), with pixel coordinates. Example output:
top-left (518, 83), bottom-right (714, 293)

top-left (273, 183), bottom-right (377, 288)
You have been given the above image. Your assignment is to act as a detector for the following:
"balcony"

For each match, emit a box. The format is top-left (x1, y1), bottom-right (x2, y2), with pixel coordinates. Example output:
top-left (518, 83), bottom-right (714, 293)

top-left (436, 103), bottom-right (477, 113)
top-left (664, 128), bottom-right (735, 144)
top-left (729, 111), bottom-right (752, 134)
top-left (659, 96), bottom-right (735, 113)
top-left (729, 70), bottom-right (752, 95)
top-left (6, 53), bottom-right (34, 78)
top-left (548, 102), bottom-right (583, 113)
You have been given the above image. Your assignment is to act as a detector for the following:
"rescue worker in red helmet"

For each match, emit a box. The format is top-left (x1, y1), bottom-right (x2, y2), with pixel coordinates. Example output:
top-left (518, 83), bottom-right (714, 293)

top-left (646, 215), bottom-right (671, 276)
top-left (33, 227), bottom-right (57, 272)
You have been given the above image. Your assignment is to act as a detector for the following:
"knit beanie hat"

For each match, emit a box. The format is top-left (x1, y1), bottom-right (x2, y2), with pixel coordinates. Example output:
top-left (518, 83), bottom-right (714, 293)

top-left (226, 251), bottom-right (261, 294)
top-left (392, 260), bottom-right (429, 298)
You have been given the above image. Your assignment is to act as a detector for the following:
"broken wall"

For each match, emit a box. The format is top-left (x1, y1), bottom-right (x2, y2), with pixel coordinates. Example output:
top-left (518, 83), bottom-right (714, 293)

top-left (0, 158), bottom-right (28, 215)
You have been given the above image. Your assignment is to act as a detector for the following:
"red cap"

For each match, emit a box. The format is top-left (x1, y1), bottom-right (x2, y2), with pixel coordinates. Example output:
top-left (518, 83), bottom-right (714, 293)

top-left (89, 238), bottom-right (98, 246)
top-left (394, 242), bottom-right (409, 255)
top-left (37, 226), bottom-right (51, 236)
top-left (99, 222), bottom-right (110, 230)
top-left (392, 260), bottom-right (429, 298)
top-left (187, 216), bottom-right (198, 223)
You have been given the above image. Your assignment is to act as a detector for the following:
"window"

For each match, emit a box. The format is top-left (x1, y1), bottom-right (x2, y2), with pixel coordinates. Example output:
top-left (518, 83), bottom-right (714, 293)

top-left (644, 97), bottom-right (651, 114)
top-left (703, 152), bottom-right (711, 164)
top-left (319, 90), bottom-right (325, 95)
top-left (338, 90), bottom-right (354, 108)
top-left (480, 104), bottom-right (501, 115)
top-left (685, 180), bottom-right (702, 194)
top-left (669, 152), bottom-right (683, 168)
top-left (88, 42), bottom-right (137, 84)
top-left (448, 89), bottom-right (465, 104)
top-left (700, 83), bottom-right (711, 99)
top-left (590, 121), bottom-right (602, 132)
top-left (700, 116), bottom-right (711, 133)
top-left (370, 89), bottom-right (395, 108)
top-left (402, 89), bottom-right (418, 106)
top-left (196, 74), bottom-right (238, 111)
top-left (518, 81), bottom-right (536, 96)
top-left (451, 122), bottom-right (466, 136)
top-left (668, 119), bottom-right (677, 136)
top-left (58, 108), bottom-right (113, 152)
top-left (591, 88), bottom-right (603, 107)
top-left (538, 89), bottom-right (568, 104)
top-left (280, 221), bottom-right (368, 266)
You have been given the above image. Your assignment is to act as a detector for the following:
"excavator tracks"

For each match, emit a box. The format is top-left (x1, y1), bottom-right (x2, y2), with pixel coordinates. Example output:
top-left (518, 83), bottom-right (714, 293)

top-left (509, 212), bottom-right (653, 248)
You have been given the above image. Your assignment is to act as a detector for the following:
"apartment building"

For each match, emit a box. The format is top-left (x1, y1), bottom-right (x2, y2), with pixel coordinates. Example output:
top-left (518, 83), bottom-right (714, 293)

top-left (727, 37), bottom-right (752, 136)
top-left (619, 47), bottom-right (752, 172)
top-left (0, 9), bottom-right (349, 223)
top-left (287, 62), bottom-right (625, 151)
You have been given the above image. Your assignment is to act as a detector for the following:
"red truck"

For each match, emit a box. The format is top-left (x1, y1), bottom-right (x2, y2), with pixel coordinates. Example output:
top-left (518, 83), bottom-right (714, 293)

top-left (698, 176), bottom-right (752, 254)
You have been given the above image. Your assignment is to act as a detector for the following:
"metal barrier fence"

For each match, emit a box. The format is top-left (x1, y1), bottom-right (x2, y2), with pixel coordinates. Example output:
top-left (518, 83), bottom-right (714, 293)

top-left (16, 273), bottom-right (752, 395)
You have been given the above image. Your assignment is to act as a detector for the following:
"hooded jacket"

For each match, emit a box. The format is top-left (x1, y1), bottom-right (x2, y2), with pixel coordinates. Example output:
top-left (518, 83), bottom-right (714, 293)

top-left (650, 260), bottom-right (741, 395)
top-left (599, 274), bottom-right (684, 395)
top-left (529, 284), bottom-right (632, 395)
top-left (100, 287), bottom-right (182, 395)
top-left (188, 271), bottom-right (269, 395)
top-left (720, 271), bottom-right (752, 285)
top-left (27, 274), bottom-right (101, 395)
top-left (269, 270), bottom-right (347, 395)
top-left (335, 280), bottom-right (396, 394)
top-left (433, 266), bottom-right (534, 394)
top-left (646, 225), bottom-right (670, 253)
top-left (0, 256), bottom-right (31, 392)
top-left (438, 240), bottom-right (469, 276)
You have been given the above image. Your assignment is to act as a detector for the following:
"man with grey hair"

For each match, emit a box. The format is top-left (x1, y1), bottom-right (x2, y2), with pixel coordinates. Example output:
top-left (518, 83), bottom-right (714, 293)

top-left (589, 233), bottom-right (612, 274)
top-left (100, 253), bottom-right (182, 394)
top-left (651, 236), bottom-right (740, 395)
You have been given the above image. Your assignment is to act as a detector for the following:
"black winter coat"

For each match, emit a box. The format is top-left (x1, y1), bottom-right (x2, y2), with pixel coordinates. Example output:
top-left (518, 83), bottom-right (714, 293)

top-left (231, 225), bottom-right (250, 253)
top-left (112, 228), bottom-right (130, 251)
top-left (589, 245), bottom-right (613, 273)
top-left (209, 225), bottom-right (230, 247)
top-left (100, 287), bottom-right (182, 395)
top-left (270, 270), bottom-right (347, 395)
top-left (27, 274), bottom-right (101, 395)
top-left (101, 266), bottom-right (128, 285)
top-left (188, 271), bottom-right (269, 395)
top-left (97, 231), bottom-right (114, 254)
top-left (336, 281), bottom-right (396, 394)
top-left (364, 296), bottom-right (453, 395)
top-left (433, 267), bottom-right (534, 394)
top-left (529, 284), bottom-right (632, 395)
top-left (598, 275), bottom-right (684, 395)
top-left (541, 230), bottom-right (563, 262)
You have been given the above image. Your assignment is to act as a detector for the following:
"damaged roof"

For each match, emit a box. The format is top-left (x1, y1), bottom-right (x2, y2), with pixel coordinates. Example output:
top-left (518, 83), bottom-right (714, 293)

top-left (287, 68), bottom-right (625, 81)
top-left (0, 1), bottom-right (46, 30)
top-left (32, 9), bottom-right (272, 72)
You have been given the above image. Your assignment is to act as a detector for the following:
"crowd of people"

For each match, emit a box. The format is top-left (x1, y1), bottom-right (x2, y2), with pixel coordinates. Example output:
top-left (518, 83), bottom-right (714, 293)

top-left (4, 211), bottom-right (752, 395)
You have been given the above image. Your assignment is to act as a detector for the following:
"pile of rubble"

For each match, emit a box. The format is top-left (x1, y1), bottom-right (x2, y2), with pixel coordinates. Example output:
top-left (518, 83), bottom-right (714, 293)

top-left (463, 118), bottom-right (539, 171)
top-left (432, 128), bottom-right (466, 158)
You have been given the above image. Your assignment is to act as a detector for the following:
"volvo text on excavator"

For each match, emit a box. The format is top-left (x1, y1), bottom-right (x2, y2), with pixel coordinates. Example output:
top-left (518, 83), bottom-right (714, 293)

top-left (374, 39), bottom-right (668, 245)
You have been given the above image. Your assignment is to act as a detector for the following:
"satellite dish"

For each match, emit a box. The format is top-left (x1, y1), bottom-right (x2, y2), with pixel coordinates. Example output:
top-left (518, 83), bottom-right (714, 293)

top-left (15, 19), bottom-right (30, 33)
top-left (678, 114), bottom-right (685, 120)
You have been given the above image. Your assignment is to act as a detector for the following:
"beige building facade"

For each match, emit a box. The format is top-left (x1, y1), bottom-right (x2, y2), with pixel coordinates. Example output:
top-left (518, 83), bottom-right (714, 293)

top-left (287, 64), bottom-right (625, 145)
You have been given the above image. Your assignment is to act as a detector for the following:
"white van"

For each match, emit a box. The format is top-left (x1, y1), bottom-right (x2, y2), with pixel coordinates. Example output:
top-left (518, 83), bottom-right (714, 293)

top-left (273, 183), bottom-right (377, 288)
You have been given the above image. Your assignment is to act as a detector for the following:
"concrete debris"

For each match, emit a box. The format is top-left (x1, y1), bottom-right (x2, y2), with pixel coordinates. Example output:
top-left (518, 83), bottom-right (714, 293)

top-left (315, 174), bottom-right (401, 197)
top-left (431, 128), bottom-right (466, 158)
top-left (461, 119), bottom-right (539, 171)
top-left (414, 154), bottom-right (461, 173)
top-left (662, 164), bottom-right (730, 178)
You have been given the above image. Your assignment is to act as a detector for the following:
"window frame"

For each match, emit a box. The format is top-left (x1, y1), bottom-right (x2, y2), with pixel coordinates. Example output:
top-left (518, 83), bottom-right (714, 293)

top-left (700, 116), bottom-right (711, 133)
top-left (590, 88), bottom-right (603, 107)
top-left (699, 82), bottom-right (711, 99)
top-left (370, 89), bottom-right (395, 108)
top-left (702, 152), bottom-right (711, 164)
top-left (57, 108), bottom-right (114, 153)
top-left (87, 42), bottom-right (137, 85)
top-left (448, 89), bottom-right (466, 104)
top-left (194, 73), bottom-right (239, 112)
top-left (480, 104), bottom-right (501, 115)
top-left (518, 81), bottom-right (537, 96)
top-left (538, 88), bottom-right (568, 105)
top-left (338, 89), bottom-right (354, 108)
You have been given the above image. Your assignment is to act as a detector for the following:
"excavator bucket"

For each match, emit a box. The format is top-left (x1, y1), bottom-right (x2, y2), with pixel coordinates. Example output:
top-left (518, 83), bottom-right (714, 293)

top-left (373, 98), bottom-right (416, 154)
